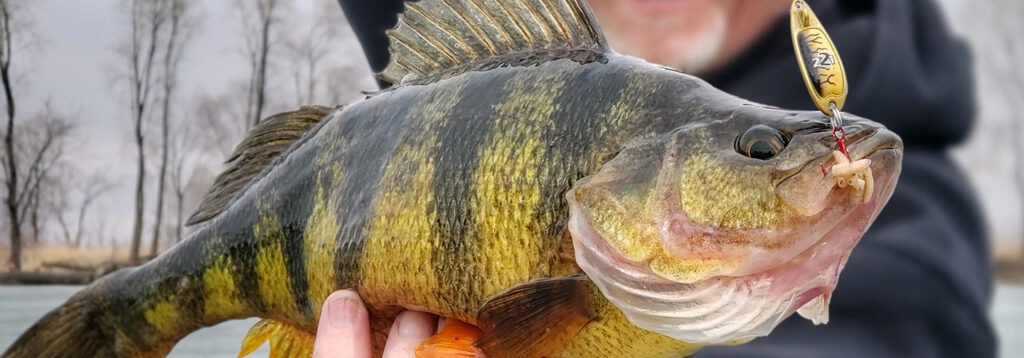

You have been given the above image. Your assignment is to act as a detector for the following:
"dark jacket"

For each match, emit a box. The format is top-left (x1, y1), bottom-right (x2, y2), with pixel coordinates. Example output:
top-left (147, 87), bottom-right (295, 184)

top-left (337, 0), bottom-right (996, 356)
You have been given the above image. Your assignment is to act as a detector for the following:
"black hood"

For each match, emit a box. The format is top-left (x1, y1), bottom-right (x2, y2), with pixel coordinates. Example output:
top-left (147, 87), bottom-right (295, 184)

top-left (705, 0), bottom-right (974, 148)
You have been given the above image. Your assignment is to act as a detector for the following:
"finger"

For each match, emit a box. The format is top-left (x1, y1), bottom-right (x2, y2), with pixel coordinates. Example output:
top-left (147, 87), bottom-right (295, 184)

top-left (313, 290), bottom-right (372, 358)
top-left (382, 311), bottom-right (439, 358)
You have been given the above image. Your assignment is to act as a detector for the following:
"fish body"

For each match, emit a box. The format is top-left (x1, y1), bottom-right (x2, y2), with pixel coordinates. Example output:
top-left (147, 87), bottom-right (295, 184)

top-left (3, 0), bottom-right (902, 357)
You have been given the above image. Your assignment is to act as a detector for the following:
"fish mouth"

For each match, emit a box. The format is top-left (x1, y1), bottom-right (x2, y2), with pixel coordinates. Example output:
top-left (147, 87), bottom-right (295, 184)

top-left (776, 126), bottom-right (901, 218)
top-left (567, 144), bottom-right (901, 344)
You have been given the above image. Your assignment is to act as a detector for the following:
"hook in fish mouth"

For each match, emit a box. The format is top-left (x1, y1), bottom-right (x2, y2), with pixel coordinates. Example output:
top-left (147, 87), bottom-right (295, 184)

top-left (776, 125), bottom-right (901, 218)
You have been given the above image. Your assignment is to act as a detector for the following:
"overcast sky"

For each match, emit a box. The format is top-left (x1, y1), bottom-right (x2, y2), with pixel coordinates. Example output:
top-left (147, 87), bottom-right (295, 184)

top-left (8, 0), bottom-right (1021, 247)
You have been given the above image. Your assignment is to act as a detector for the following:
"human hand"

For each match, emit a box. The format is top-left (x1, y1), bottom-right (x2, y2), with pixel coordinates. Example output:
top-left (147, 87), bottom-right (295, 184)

top-left (312, 290), bottom-right (440, 358)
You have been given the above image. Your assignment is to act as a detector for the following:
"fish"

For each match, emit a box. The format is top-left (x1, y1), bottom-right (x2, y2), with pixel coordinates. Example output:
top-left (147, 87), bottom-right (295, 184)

top-left (2, 0), bottom-right (902, 357)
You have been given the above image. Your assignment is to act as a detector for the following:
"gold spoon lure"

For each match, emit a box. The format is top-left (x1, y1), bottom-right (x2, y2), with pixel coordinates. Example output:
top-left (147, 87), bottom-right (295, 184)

top-left (790, 0), bottom-right (848, 136)
top-left (791, 0), bottom-right (878, 204)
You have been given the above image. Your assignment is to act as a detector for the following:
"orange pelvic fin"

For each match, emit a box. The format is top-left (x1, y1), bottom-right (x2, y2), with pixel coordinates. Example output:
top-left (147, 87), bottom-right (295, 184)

top-left (238, 319), bottom-right (315, 358)
top-left (414, 319), bottom-right (484, 358)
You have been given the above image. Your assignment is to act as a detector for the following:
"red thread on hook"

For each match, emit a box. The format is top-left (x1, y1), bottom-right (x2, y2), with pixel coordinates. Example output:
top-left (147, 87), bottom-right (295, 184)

top-left (832, 126), bottom-right (850, 160)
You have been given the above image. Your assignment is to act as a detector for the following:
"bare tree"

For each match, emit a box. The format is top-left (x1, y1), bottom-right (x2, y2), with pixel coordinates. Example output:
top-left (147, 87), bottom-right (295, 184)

top-left (26, 175), bottom-right (39, 243)
top-left (54, 173), bottom-right (111, 247)
top-left (194, 89), bottom-right (247, 159)
top-left (299, 3), bottom-right (374, 106)
top-left (1, 2), bottom-right (77, 268)
top-left (236, 0), bottom-right (282, 129)
top-left (0, 0), bottom-right (22, 270)
top-left (19, 110), bottom-right (73, 245)
top-left (125, 0), bottom-right (169, 263)
top-left (149, 0), bottom-right (197, 257)
top-left (0, 107), bottom-right (73, 253)
top-left (94, 207), bottom-right (111, 249)
top-left (167, 117), bottom-right (199, 244)
top-left (285, 2), bottom-right (341, 106)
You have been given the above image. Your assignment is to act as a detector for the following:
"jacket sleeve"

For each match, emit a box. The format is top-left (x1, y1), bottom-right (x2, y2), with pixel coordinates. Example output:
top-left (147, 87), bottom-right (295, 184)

top-left (337, 0), bottom-right (406, 87)
top-left (695, 148), bottom-right (996, 358)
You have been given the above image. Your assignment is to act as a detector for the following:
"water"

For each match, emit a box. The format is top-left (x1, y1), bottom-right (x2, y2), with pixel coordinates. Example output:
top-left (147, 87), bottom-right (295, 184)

top-left (0, 285), bottom-right (269, 357)
top-left (995, 285), bottom-right (1024, 357)
top-left (2, 285), bottom-right (1022, 357)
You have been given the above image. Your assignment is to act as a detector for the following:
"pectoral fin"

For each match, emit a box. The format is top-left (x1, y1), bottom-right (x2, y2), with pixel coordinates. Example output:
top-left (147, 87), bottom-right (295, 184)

top-left (475, 274), bottom-right (599, 357)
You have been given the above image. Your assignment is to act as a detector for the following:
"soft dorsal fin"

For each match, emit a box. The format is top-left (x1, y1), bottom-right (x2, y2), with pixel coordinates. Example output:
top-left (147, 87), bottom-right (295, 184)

top-left (186, 105), bottom-right (331, 226)
top-left (379, 0), bottom-right (607, 85)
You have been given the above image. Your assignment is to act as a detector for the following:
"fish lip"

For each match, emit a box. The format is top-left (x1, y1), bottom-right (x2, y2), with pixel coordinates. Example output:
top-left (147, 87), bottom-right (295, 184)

top-left (779, 126), bottom-right (901, 183)
top-left (831, 126), bottom-right (903, 164)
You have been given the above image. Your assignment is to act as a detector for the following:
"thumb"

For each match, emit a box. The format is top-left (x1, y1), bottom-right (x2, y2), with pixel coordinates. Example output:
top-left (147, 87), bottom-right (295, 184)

top-left (313, 290), bottom-right (372, 358)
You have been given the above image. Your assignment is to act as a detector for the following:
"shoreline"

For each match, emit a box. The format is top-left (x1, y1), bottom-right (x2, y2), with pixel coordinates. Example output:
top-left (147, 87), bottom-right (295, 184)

top-left (995, 258), bottom-right (1024, 284)
top-left (0, 245), bottom-right (141, 285)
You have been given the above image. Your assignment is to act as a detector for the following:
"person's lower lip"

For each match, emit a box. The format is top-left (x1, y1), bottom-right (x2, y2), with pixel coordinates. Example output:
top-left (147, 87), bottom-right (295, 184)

top-left (627, 0), bottom-right (699, 16)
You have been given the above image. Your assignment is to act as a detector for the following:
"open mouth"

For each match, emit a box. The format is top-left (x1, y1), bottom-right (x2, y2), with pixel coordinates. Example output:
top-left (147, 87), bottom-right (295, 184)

top-left (567, 147), bottom-right (901, 344)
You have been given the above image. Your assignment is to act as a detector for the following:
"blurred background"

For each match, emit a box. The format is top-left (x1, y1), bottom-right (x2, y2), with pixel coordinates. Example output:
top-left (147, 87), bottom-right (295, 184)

top-left (0, 0), bottom-right (1020, 356)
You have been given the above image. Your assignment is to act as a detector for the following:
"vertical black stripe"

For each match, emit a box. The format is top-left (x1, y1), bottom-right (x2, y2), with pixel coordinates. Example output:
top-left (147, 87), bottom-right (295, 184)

top-left (282, 224), bottom-right (310, 319)
top-left (331, 89), bottom-right (422, 289)
top-left (429, 68), bottom-right (518, 307)
top-left (534, 63), bottom-right (636, 241)
top-left (225, 213), bottom-right (267, 313)
top-left (276, 153), bottom-right (319, 319)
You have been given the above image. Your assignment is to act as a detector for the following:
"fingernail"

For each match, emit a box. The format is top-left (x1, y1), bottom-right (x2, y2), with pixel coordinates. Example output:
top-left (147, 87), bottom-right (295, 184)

top-left (397, 311), bottom-right (435, 338)
top-left (327, 294), bottom-right (358, 328)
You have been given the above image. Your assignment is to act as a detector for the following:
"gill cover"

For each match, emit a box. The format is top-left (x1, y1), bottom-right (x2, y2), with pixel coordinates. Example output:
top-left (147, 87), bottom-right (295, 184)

top-left (566, 131), bottom-right (794, 344)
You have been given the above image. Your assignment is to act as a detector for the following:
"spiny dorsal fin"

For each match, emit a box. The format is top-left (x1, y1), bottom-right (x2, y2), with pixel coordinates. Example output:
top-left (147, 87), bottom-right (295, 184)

top-left (186, 105), bottom-right (331, 226)
top-left (379, 0), bottom-right (607, 85)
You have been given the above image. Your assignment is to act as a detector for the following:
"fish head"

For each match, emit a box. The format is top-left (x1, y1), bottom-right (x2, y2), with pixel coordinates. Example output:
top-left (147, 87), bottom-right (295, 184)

top-left (567, 107), bottom-right (902, 344)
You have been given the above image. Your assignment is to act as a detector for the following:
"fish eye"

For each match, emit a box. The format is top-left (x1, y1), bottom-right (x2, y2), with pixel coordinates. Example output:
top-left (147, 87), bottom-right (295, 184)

top-left (735, 125), bottom-right (789, 160)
